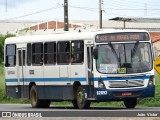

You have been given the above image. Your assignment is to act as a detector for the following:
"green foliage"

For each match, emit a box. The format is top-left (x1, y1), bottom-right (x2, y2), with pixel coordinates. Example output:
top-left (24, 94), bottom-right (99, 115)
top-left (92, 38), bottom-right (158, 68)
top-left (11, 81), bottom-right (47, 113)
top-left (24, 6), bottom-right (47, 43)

top-left (0, 64), bottom-right (29, 103)
top-left (0, 34), bottom-right (15, 64)
top-left (18, 28), bottom-right (30, 36)
top-left (138, 73), bottom-right (160, 107)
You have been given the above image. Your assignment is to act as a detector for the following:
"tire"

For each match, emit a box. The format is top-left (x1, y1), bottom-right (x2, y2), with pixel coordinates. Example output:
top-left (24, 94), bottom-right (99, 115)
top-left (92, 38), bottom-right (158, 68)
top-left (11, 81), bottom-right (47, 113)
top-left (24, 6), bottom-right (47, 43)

top-left (41, 100), bottom-right (51, 108)
top-left (76, 86), bottom-right (90, 109)
top-left (30, 85), bottom-right (51, 108)
top-left (72, 100), bottom-right (78, 109)
top-left (124, 98), bottom-right (137, 108)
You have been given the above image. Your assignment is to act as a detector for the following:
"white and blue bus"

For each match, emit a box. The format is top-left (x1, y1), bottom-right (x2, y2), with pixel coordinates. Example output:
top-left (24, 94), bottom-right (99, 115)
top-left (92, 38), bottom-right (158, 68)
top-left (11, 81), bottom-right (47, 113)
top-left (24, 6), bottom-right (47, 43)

top-left (4, 29), bottom-right (155, 109)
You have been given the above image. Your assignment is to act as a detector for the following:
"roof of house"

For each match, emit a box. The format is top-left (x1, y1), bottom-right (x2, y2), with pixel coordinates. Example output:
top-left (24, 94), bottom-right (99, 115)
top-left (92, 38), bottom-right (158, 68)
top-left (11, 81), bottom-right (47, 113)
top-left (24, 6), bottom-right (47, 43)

top-left (149, 32), bottom-right (160, 43)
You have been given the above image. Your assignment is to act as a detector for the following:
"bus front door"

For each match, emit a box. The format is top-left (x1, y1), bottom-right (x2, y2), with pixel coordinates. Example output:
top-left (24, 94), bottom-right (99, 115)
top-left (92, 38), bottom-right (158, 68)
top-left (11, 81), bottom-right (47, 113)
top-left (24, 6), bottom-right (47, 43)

top-left (87, 47), bottom-right (94, 98)
top-left (17, 48), bottom-right (26, 98)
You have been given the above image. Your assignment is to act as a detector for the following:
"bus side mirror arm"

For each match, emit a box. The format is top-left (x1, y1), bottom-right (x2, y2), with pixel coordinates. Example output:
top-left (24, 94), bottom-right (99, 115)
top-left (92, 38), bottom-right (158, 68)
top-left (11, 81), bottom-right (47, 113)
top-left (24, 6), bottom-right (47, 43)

top-left (93, 47), bottom-right (98, 59)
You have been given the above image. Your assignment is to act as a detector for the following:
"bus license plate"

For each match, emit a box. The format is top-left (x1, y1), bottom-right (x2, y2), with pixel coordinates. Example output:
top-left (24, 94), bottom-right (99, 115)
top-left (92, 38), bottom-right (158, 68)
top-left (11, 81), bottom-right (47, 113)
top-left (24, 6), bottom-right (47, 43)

top-left (122, 92), bottom-right (132, 96)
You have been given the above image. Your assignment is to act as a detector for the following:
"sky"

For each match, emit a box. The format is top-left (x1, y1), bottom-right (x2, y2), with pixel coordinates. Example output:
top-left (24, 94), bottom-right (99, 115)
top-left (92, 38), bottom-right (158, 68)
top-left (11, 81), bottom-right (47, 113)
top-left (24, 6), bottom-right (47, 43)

top-left (0, 0), bottom-right (160, 21)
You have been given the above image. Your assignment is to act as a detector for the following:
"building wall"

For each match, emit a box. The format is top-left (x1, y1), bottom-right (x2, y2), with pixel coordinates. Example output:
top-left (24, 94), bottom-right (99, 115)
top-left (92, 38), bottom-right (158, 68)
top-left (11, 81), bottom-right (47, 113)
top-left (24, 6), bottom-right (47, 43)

top-left (149, 32), bottom-right (160, 56)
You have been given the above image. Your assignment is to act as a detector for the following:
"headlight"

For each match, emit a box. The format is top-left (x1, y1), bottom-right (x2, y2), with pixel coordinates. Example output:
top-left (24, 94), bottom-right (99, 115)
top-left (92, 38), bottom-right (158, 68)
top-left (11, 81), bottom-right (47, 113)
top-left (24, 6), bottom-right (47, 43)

top-left (98, 77), bottom-right (106, 88)
top-left (148, 75), bottom-right (154, 86)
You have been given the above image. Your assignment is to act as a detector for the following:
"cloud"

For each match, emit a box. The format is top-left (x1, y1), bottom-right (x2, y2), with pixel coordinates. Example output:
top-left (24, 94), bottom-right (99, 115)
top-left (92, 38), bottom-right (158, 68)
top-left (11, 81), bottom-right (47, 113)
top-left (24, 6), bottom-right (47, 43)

top-left (0, 0), bottom-right (38, 8)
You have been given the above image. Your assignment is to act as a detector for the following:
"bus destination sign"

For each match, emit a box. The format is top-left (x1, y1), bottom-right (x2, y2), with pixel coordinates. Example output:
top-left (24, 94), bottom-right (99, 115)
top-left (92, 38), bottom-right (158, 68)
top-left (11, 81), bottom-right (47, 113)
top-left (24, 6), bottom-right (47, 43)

top-left (95, 32), bottom-right (149, 43)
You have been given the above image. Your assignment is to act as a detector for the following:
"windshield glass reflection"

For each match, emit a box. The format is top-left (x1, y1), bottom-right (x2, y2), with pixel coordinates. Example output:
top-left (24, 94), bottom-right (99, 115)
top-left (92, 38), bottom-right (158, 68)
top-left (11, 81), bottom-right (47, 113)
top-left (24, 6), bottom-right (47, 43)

top-left (96, 43), bottom-right (152, 74)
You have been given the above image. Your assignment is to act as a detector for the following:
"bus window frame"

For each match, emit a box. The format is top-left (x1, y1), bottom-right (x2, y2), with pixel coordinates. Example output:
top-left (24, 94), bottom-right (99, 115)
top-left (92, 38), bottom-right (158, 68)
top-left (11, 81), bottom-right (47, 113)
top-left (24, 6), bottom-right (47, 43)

top-left (5, 44), bottom-right (16, 67)
top-left (27, 43), bottom-right (32, 66)
top-left (44, 42), bottom-right (57, 66)
top-left (57, 41), bottom-right (70, 65)
top-left (71, 40), bottom-right (84, 65)
top-left (32, 42), bottom-right (44, 66)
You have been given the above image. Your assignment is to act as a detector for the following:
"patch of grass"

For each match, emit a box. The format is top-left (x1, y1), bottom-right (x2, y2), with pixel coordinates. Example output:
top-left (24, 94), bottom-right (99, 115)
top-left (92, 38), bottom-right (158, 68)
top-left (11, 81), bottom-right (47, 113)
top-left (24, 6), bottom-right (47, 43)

top-left (0, 64), bottom-right (6, 101)
top-left (51, 101), bottom-right (72, 106)
top-left (137, 72), bottom-right (160, 107)
top-left (91, 101), bottom-right (123, 107)
top-left (0, 64), bottom-right (29, 104)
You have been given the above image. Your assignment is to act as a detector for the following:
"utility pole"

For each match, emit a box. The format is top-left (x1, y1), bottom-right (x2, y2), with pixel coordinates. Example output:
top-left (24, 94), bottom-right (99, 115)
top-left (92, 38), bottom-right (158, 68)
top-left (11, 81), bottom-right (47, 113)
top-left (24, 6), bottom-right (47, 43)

top-left (99, 0), bottom-right (102, 29)
top-left (64, 0), bottom-right (69, 31)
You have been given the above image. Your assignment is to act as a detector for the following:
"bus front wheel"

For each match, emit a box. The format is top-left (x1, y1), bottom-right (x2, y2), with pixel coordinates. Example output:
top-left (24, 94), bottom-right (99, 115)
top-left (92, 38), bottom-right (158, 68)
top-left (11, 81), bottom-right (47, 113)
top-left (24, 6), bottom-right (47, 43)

top-left (124, 98), bottom-right (137, 108)
top-left (76, 86), bottom-right (90, 109)
top-left (30, 85), bottom-right (51, 108)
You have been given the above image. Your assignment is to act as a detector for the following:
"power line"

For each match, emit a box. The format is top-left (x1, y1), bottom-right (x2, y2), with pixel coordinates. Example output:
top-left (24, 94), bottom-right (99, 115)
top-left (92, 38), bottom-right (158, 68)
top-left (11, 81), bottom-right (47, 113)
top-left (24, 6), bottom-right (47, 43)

top-left (104, 0), bottom-right (160, 12)
top-left (5, 5), bottom-right (62, 20)
top-left (5, 3), bottom-right (159, 21)
top-left (69, 5), bottom-right (138, 18)
top-left (69, 5), bottom-right (99, 12)
top-left (104, 0), bottom-right (159, 8)
top-left (69, 5), bottom-right (160, 11)
top-left (104, 1), bottom-right (144, 9)
top-left (104, 8), bottom-right (160, 10)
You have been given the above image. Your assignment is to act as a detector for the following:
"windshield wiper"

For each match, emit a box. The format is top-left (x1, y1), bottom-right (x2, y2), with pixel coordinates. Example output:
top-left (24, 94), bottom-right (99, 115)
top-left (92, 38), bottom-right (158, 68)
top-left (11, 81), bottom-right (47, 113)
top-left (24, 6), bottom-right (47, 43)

top-left (108, 42), bottom-right (121, 66)
top-left (131, 41), bottom-right (139, 58)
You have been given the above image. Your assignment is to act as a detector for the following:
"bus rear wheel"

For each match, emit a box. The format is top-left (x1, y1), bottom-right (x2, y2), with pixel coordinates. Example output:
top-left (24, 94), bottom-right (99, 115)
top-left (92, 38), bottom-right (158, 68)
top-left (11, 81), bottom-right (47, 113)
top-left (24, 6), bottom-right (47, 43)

top-left (76, 86), bottom-right (90, 109)
top-left (30, 85), bottom-right (51, 108)
top-left (124, 98), bottom-right (137, 108)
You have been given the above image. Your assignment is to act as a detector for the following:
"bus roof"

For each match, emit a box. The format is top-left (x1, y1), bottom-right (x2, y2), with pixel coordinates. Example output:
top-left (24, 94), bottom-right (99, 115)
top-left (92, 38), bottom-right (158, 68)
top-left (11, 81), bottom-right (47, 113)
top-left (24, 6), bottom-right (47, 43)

top-left (5, 29), bottom-right (148, 44)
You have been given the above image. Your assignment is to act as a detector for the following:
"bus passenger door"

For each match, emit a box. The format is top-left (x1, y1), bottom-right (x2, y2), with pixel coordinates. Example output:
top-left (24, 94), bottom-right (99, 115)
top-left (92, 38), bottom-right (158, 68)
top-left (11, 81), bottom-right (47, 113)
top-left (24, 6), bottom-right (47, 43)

top-left (17, 48), bottom-right (26, 98)
top-left (87, 47), bottom-right (94, 98)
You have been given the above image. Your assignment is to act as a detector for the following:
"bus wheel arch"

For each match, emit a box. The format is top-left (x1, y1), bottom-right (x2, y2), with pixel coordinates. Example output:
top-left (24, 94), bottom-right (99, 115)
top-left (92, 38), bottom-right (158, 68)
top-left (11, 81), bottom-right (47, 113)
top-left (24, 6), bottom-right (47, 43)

top-left (76, 86), bottom-right (91, 109)
top-left (29, 83), bottom-right (51, 108)
top-left (29, 82), bottom-right (36, 99)
top-left (73, 81), bottom-right (81, 99)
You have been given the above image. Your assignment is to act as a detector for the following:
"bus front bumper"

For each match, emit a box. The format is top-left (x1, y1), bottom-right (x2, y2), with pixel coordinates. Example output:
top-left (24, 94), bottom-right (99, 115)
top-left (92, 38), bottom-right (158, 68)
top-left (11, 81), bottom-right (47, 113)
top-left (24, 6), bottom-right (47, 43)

top-left (94, 86), bottom-right (155, 100)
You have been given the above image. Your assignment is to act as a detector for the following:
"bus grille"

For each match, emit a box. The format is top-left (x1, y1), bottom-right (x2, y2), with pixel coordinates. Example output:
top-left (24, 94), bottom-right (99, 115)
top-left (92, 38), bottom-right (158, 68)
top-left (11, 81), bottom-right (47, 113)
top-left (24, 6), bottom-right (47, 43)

top-left (109, 80), bottom-right (144, 88)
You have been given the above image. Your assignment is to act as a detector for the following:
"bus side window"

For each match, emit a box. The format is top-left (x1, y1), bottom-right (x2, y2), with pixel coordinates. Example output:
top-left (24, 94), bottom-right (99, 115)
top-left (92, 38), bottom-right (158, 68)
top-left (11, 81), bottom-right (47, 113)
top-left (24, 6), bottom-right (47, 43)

top-left (32, 43), bottom-right (43, 65)
top-left (27, 43), bottom-right (31, 66)
top-left (57, 41), bottom-right (70, 64)
top-left (44, 42), bottom-right (56, 65)
top-left (71, 40), bottom-right (84, 64)
top-left (5, 44), bottom-right (16, 67)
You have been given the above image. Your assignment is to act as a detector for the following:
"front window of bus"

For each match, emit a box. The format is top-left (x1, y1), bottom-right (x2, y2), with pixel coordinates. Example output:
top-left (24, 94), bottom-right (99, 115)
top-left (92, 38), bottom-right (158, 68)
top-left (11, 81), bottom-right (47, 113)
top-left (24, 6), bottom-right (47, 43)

top-left (96, 43), bottom-right (152, 74)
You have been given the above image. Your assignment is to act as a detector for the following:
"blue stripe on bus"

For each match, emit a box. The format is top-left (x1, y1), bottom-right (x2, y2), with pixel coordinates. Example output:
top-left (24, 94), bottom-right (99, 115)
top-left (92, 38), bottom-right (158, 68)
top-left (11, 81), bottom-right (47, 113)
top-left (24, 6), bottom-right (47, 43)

top-left (5, 79), bottom-right (18, 82)
top-left (5, 78), bottom-right (86, 82)
top-left (5, 75), bottom-right (151, 83)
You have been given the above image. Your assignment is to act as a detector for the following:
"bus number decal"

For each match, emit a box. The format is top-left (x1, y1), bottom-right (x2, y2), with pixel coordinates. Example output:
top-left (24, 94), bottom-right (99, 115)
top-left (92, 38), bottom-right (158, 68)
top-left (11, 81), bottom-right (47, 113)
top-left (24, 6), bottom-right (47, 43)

top-left (8, 71), bottom-right (15, 75)
top-left (97, 91), bottom-right (108, 95)
top-left (29, 70), bottom-right (34, 75)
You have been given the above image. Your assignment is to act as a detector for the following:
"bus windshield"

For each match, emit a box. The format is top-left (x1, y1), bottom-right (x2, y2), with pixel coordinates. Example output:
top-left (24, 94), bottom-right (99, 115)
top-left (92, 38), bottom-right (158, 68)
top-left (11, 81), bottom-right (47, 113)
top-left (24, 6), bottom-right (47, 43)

top-left (96, 42), bottom-right (153, 74)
